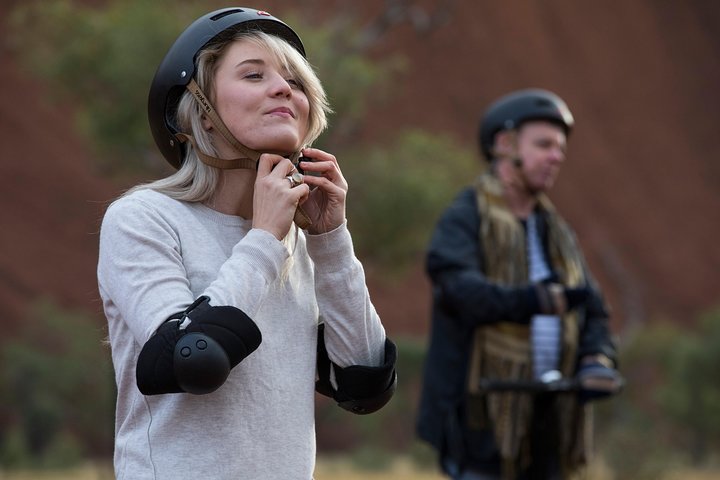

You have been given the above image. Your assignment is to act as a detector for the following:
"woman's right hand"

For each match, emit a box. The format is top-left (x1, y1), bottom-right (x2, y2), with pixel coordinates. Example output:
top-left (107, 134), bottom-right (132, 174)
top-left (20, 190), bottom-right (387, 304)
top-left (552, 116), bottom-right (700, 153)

top-left (252, 153), bottom-right (309, 240)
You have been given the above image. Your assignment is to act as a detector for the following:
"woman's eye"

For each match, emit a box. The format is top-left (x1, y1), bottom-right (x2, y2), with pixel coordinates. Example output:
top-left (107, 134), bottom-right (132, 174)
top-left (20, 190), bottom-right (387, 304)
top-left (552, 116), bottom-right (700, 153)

top-left (244, 72), bottom-right (263, 80)
top-left (287, 78), bottom-right (304, 90)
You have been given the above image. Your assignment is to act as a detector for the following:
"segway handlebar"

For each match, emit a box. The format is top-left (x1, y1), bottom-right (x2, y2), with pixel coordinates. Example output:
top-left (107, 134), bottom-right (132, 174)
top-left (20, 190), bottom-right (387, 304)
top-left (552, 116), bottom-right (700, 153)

top-left (478, 377), bottom-right (580, 393)
top-left (478, 369), bottom-right (625, 394)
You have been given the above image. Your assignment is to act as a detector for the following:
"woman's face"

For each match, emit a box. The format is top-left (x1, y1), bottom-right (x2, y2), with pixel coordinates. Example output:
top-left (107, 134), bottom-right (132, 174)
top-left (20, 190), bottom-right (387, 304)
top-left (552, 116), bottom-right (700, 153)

top-left (211, 39), bottom-right (310, 155)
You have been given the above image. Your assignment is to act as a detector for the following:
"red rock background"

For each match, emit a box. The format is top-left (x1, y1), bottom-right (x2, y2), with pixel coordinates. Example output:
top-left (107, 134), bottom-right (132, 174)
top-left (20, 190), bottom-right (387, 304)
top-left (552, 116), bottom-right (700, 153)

top-left (2, 0), bottom-right (719, 340)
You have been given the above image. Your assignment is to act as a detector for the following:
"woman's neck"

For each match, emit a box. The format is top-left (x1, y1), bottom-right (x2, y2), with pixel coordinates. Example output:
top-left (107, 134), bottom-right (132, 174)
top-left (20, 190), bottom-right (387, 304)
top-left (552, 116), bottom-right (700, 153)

top-left (206, 169), bottom-right (256, 219)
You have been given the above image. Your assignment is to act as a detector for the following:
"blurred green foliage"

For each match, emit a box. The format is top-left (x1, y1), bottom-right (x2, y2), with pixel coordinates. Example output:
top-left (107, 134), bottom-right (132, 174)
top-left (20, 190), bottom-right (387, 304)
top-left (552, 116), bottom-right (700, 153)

top-left (291, 11), bottom-right (406, 150)
top-left (342, 129), bottom-right (477, 274)
top-left (658, 309), bottom-right (720, 464)
top-left (8, 0), bottom-right (197, 172)
top-left (594, 310), bottom-right (720, 478)
top-left (0, 300), bottom-right (115, 468)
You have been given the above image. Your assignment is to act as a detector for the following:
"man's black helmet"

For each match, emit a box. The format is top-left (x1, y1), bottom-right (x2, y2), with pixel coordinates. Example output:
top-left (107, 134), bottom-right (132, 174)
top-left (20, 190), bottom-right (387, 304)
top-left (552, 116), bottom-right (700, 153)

top-left (148, 7), bottom-right (305, 169)
top-left (478, 88), bottom-right (574, 161)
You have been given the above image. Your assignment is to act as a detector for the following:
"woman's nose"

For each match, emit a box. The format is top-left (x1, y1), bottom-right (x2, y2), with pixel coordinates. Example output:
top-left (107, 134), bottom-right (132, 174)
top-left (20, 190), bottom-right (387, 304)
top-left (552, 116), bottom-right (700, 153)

top-left (269, 73), bottom-right (292, 97)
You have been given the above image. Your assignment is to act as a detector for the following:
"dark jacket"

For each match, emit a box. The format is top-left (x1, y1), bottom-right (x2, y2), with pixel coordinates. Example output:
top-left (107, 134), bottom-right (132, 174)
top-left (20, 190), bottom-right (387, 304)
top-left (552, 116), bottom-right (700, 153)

top-left (416, 187), bottom-right (616, 474)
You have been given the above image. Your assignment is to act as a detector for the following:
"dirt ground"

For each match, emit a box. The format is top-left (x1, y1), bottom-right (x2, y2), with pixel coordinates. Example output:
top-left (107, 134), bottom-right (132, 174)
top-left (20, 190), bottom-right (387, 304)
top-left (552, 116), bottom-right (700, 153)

top-left (2, 458), bottom-right (719, 480)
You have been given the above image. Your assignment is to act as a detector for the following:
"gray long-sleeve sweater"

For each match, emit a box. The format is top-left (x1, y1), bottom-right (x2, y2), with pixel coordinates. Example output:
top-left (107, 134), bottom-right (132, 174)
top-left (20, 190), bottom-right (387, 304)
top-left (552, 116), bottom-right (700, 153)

top-left (97, 188), bottom-right (386, 480)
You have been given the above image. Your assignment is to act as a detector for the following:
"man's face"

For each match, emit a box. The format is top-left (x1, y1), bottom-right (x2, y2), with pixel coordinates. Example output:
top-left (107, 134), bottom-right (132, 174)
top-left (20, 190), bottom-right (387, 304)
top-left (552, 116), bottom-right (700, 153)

top-left (515, 121), bottom-right (567, 193)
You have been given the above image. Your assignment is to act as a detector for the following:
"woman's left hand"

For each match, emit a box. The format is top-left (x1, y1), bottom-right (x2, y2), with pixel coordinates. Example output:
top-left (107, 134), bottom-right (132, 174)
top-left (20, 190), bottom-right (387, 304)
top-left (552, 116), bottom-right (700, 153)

top-left (297, 147), bottom-right (347, 234)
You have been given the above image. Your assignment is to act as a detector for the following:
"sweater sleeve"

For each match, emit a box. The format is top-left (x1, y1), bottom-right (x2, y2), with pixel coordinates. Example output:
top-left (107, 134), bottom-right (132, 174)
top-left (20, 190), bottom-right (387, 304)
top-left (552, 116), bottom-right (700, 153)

top-left (305, 222), bottom-right (386, 369)
top-left (97, 195), bottom-right (287, 344)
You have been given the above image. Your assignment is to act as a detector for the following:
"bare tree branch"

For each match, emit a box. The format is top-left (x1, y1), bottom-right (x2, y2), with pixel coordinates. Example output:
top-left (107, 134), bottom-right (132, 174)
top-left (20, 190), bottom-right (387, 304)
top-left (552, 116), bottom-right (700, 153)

top-left (355, 0), bottom-right (457, 51)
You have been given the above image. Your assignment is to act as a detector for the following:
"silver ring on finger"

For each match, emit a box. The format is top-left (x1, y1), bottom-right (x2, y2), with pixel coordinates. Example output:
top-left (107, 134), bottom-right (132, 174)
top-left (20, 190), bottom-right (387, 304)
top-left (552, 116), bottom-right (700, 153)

top-left (286, 171), bottom-right (304, 188)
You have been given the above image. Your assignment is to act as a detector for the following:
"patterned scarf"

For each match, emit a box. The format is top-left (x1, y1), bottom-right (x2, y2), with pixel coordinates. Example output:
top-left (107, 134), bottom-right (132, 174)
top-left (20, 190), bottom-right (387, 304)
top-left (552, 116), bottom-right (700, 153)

top-left (466, 173), bottom-right (592, 479)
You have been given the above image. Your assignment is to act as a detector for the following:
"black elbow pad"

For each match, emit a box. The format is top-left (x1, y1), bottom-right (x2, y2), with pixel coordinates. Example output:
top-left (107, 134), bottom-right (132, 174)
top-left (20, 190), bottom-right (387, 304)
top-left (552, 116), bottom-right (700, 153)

top-left (315, 324), bottom-right (397, 415)
top-left (136, 296), bottom-right (262, 395)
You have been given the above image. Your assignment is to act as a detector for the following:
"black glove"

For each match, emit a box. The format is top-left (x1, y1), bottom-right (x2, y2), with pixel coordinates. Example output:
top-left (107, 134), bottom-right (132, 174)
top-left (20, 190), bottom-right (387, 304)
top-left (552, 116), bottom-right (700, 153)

top-left (576, 360), bottom-right (624, 403)
top-left (535, 283), bottom-right (591, 315)
top-left (564, 286), bottom-right (591, 311)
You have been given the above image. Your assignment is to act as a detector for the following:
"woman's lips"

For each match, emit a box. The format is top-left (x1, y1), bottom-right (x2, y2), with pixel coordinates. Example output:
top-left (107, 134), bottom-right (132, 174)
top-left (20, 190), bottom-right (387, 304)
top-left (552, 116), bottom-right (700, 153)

top-left (267, 107), bottom-right (295, 118)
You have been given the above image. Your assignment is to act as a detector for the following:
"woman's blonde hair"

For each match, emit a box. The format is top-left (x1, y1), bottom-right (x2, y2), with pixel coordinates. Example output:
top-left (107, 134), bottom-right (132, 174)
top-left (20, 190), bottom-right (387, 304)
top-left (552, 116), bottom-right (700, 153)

top-left (127, 30), bottom-right (330, 202)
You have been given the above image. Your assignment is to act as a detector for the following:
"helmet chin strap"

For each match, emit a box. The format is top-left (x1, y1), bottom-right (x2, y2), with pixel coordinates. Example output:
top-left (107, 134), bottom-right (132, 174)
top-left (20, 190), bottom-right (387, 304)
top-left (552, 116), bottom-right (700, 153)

top-left (178, 79), bottom-right (311, 228)
top-left (493, 131), bottom-right (539, 198)
top-left (510, 154), bottom-right (539, 197)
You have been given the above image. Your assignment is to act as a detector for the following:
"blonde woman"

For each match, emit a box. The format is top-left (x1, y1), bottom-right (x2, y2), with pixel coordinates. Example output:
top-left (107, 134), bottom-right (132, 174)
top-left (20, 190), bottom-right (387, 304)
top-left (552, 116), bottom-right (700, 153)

top-left (98, 7), bottom-right (396, 479)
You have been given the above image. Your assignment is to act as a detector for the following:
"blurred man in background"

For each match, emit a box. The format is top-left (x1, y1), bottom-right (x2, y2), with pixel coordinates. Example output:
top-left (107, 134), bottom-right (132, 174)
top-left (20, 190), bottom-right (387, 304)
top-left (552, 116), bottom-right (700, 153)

top-left (416, 89), bottom-right (622, 479)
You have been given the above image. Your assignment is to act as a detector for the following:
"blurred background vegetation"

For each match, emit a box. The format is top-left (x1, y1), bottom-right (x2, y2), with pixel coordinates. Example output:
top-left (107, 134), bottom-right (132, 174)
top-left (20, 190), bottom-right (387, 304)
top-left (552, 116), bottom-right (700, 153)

top-left (2, 0), bottom-right (720, 478)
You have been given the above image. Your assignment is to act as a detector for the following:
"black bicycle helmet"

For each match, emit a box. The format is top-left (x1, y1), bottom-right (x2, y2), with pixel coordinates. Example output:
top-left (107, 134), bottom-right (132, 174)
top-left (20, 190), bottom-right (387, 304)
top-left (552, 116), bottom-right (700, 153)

top-left (478, 88), bottom-right (574, 161)
top-left (148, 7), bottom-right (305, 169)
